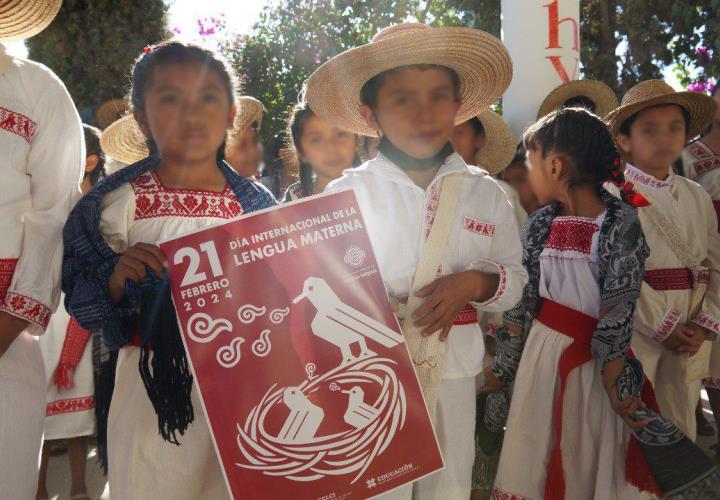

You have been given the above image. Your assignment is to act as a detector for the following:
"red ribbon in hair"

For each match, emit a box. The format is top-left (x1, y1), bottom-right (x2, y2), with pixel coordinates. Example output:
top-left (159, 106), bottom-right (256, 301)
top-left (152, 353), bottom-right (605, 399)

top-left (610, 162), bottom-right (651, 208)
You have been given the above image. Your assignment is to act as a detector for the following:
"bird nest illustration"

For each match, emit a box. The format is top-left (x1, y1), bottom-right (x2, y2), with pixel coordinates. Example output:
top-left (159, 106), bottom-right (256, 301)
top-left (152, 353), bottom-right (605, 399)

top-left (236, 356), bottom-right (407, 483)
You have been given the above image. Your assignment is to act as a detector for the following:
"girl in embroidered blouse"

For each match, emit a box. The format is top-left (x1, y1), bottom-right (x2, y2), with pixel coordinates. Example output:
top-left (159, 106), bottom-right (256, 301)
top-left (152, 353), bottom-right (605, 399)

top-left (282, 102), bottom-right (358, 202)
top-left (63, 42), bottom-right (275, 499)
top-left (481, 108), bottom-right (663, 499)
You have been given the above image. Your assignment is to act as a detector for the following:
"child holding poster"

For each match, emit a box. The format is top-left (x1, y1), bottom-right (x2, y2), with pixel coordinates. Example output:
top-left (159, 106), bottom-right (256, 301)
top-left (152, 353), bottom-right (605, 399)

top-left (605, 80), bottom-right (720, 441)
top-left (62, 41), bottom-right (276, 499)
top-left (306, 23), bottom-right (528, 499)
top-left (283, 101), bottom-right (358, 201)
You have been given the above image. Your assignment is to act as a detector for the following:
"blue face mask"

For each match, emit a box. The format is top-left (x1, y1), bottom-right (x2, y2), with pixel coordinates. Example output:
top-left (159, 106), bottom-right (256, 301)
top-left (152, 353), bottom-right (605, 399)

top-left (377, 137), bottom-right (455, 171)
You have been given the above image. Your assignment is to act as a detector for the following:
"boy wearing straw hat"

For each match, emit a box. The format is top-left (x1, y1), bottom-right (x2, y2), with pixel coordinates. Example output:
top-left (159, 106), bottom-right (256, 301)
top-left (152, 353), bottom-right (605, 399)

top-left (306, 23), bottom-right (527, 499)
top-left (538, 79), bottom-right (618, 120)
top-left (0, 1), bottom-right (85, 498)
top-left (605, 79), bottom-right (720, 440)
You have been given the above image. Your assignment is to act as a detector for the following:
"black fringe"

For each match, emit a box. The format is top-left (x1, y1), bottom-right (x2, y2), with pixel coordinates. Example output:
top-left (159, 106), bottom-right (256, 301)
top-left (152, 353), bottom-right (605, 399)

top-left (91, 330), bottom-right (117, 474)
top-left (137, 271), bottom-right (195, 445)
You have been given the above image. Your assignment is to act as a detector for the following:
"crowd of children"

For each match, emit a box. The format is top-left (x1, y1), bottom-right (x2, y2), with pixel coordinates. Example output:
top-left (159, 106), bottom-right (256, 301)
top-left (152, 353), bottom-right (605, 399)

top-left (1, 2), bottom-right (720, 499)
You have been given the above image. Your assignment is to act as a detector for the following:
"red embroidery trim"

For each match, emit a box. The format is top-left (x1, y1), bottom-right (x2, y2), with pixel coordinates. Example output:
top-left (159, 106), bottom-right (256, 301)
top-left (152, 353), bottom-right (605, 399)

top-left (453, 304), bottom-right (478, 325)
top-left (0, 258), bottom-right (18, 304)
top-left (544, 217), bottom-right (598, 254)
top-left (0, 291), bottom-right (51, 330)
top-left (491, 487), bottom-right (531, 500)
top-left (463, 217), bottom-right (495, 237)
top-left (46, 396), bottom-right (95, 417)
top-left (644, 267), bottom-right (706, 291)
top-left (653, 309), bottom-right (680, 343)
top-left (0, 106), bottom-right (37, 143)
top-left (694, 313), bottom-right (720, 337)
top-left (481, 261), bottom-right (506, 306)
top-left (131, 171), bottom-right (243, 220)
top-left (423, 182), bottom-right (440, 239)
top-left (624, 165), bottom-right (673, 190)
top-left (687, 142), bottom-right (720, 178)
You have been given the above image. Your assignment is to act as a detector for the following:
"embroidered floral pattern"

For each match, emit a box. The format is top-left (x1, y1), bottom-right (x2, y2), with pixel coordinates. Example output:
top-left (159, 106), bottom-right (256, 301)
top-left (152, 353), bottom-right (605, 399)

top-left (463, 216), bottom-right (495, 237)
top-left (131, 171), bottom-right (243, 220)
top-left (1, 291), bottom-right (51, 329)
top-left (0, 106), bottom-right (37, 143)
top-left (693, 312), bottom-right (720, 338)
top-left (703, 377), bottom-right (720, 389)
top-left (544, 217), bottom-right (599, 254)
top-left (653, 308), bottom-right (681, 343)
top-left (454, 304), bottom-right (478, 325)
top-left (687, 142), bottom-right (720, 178)
top-left (46, 396), bottom-right (95, 416)
top-left (624, 164), bottom-right (674, 190)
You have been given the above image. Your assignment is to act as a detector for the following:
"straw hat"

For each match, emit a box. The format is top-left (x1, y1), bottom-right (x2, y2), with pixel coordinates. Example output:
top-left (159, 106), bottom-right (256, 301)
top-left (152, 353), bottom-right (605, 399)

top-left (100, 114), bottom-right (148, 165)
top-left (95, 99), bottom-right (129, 129)
top-left (305, 23), bottom-right (513, 137)
top-left (537, 79), bottom-right (618, 119)
top-left (474, 108), bottom-right (517, 175)
top-left (0, 0), bottom-right (62, 42)
top-left (101, 96), bottom-right (265, 164)
top-left (230, 96), bottom-right (264, 137)
top-left (605, 79), bottom-right (716, 139)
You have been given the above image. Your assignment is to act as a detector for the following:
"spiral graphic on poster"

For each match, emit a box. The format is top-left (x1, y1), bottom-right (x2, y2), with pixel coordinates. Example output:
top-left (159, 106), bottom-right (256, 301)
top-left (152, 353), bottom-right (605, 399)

top-left (217, 337), bottom-right (245, 368)
top-left (251, 330), bottom-right (272, 357)
top-left (186, 312), bottom-right (233, 344)
top-left (269, 307), bottom-right (290, 324)
top-left (237, 304), bottom-right (267, 324)
top-left (235, 357), bottom-right (406, 484)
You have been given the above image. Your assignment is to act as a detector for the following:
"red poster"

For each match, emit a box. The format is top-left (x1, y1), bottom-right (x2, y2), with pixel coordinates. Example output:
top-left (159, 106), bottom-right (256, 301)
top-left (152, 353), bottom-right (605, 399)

top-left (159, 189), bottom-right (443, 499)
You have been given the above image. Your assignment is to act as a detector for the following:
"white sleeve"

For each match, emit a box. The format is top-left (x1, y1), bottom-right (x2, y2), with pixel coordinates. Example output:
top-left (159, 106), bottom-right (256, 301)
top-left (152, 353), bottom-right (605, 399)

top-left (467, 188), bottom-right (528, 312)
top-left (0, 73), bottom-right (83, 334)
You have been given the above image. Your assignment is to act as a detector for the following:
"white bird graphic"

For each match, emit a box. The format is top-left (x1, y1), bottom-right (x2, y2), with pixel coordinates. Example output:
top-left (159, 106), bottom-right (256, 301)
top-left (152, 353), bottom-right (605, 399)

top-left (277, 386), bottom-right (324, 443)
top-left (293, 277), bottom-right (404, 364)
top-left (341, 386), bottom-right (380, 430)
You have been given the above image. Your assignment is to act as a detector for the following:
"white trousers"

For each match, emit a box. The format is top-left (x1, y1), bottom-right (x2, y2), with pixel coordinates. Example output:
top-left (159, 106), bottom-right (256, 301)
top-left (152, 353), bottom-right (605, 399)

top-left (377, 376), bottom-right (476, 500)
top-left (632, 332), bottom-right (711, 441)
top-left (0, 331), bottom-right (46, 500)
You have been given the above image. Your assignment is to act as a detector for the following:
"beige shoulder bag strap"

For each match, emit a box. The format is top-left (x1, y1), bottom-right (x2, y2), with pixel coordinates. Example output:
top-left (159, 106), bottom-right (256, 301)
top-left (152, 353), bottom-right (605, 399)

top-left (402, 173), bottom-right (463, 422)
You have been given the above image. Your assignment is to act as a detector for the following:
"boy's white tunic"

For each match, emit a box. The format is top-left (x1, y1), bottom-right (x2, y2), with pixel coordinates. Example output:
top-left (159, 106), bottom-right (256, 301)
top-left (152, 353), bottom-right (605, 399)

top-left (0, 48), bottom-right (84, 498)
top-left (327, 152), bottom-right (527, 498)
top-left (624, 164), bottom-right (720, 440)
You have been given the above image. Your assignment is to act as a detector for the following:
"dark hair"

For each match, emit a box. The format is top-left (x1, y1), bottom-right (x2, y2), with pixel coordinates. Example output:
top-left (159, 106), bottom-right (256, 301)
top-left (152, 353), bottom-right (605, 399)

top-left (562, 95), bottom-right (596, 113)
top-left (287, 102), bottom-right (317, 197)
top-left (130, 40), bottom-right (239, 160)
top-left (523, 107), bottom-right (619, 189)
top-left (618, 104), bottom-right (691, 136)
top-left (712, 83), bottom-right (719, 97)
top-left (83, 124), bottom-right (105, 185)
top-left (468, 116), bottom-right (485, 137)
top-left (360, 64), bottom-right (461, 109)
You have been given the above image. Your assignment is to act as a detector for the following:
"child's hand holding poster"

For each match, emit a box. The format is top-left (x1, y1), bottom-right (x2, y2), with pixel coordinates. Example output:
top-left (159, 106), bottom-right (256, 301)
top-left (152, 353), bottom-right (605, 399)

top-left (159, 189), bottom-right (443, 499)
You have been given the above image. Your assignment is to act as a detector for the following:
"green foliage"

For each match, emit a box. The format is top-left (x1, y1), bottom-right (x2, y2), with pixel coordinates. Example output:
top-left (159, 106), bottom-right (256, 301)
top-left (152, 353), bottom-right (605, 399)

top-left (222, 0), bottom-right (500, 144)
top-left (27, 0), bottom-right (168, 119)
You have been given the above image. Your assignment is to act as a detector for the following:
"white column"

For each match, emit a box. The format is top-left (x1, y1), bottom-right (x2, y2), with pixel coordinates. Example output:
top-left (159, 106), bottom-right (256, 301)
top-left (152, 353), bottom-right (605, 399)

top-left (501, 0), bottom-right (581, 137)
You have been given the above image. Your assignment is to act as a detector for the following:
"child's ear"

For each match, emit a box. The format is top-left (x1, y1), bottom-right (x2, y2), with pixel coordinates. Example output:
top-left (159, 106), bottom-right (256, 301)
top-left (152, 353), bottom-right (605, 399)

top-left (359, 105), bottom-right (380, 133)
top-left (616, 133), bottom-right (631, 155)
top-left (550, 155), bottom-right (565, 181)
top-left (227, 104), bottom-right (237, 129)
top-left (85, 154), bottom-right (99, 174)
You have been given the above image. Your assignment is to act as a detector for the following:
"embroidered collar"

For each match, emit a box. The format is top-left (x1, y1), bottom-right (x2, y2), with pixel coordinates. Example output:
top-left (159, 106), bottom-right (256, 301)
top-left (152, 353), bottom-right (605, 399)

top-left (624, 163), bottom-right (674, 191)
